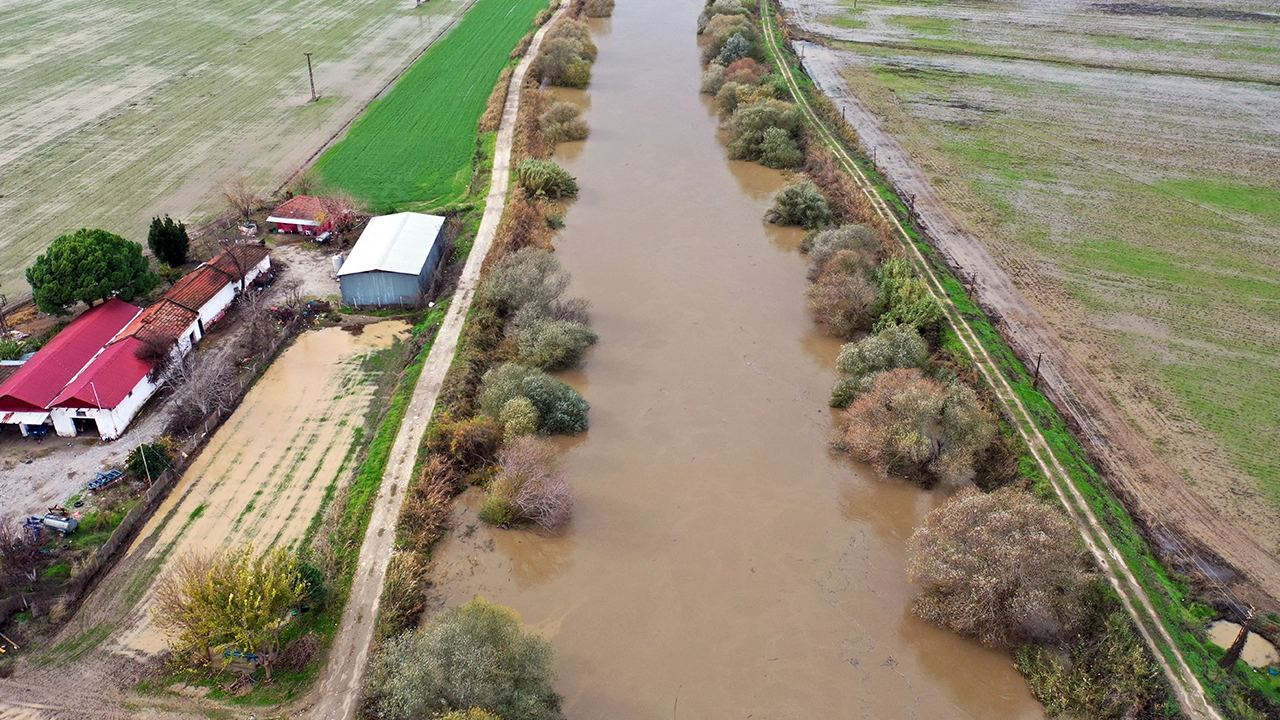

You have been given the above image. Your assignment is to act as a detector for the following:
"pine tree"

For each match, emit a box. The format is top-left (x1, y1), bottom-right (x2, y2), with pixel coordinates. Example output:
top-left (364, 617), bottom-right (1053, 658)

top-left (147, 215), bottom-right (190, 267)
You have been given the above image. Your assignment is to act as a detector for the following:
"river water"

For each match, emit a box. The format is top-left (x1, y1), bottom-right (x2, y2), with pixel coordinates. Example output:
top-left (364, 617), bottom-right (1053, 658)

top-left (426, 1), bottom-right (1043, 717)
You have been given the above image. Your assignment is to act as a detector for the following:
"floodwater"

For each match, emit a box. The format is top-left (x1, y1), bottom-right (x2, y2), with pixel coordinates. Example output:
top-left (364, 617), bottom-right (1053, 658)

top-left (113, 321), bottom-right (408, 655)
top-left (1208, 621), bottom-right (1280, 669)
top-left (426, 1), bottom-right (1044, 717)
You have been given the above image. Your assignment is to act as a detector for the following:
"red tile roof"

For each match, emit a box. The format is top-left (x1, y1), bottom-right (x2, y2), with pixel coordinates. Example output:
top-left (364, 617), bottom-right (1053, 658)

top-left (208, 245), bottom-right (270, 281)
top-left (115, 299), bottom-right (199, 351)
top-left (0, 300), bottom-right (141, 413)
top-left (268, 195), bottom-right (344, 223)
top-left (165, 265), bottom-right (231, 312)
top-left (51, 336), bottom-right (153, 409)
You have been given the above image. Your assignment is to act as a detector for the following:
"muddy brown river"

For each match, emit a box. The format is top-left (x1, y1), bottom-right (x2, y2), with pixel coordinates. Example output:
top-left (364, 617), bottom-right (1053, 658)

top-left (427, 1), bottom-right (1044, 716)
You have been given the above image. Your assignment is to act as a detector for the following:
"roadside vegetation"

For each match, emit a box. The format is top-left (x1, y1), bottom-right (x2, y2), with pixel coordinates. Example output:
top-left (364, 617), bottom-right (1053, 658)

top-left (695, 1), bottom-right (1196, 716)
top-left (374, 1), bottom-right (604, 663)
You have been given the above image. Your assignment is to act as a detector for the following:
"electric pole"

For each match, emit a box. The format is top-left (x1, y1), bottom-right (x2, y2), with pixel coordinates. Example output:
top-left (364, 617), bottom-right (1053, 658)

top-left (305, 52), bottom-right (317, 102)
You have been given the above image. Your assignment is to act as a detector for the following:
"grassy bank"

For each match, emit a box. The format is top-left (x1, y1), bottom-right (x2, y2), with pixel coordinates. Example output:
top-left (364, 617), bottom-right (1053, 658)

top-left (315, 0), bottom-right (550, 210)
top-left (760, 5), bottom-right (1280, 716)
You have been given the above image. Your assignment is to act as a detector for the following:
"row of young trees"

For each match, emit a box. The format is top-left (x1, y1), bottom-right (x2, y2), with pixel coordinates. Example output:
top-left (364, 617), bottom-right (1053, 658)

top-left (696, 1), bottom-right (1174, 716)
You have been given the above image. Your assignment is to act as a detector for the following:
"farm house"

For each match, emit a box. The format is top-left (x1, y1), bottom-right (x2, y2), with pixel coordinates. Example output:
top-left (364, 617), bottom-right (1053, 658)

top-left (266, 195), bottom-right (352, 234)
top-left (338, 213), bottom-right (446, 307)
top-left (0, 246), bottom-right (272, 440)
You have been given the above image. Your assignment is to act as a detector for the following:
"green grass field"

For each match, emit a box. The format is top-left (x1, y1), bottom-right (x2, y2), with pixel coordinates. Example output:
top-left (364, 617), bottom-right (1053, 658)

top-left (314, 0), bottom-right (548, 210)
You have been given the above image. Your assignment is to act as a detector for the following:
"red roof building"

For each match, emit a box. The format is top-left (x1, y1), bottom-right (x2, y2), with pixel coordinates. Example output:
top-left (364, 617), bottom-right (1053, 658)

top-left (115, 299), bottom-right (201, 351)
top-left (0, 300), bottom-right (141, 413)
top-left (266, 195), bottom-right (351, 234)
top-left (208, 245), bottom-right (271, 283)
top-left (50, 337), bottom-right (153, 409)
top-left (166, 265), bottom-right (235, 311)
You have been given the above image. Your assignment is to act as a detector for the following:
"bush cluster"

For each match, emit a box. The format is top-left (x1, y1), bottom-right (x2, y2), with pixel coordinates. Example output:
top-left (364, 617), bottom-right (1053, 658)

top-left (365, 598), bottom-right (562, 720)
top-left (535, 19), bottom-right (597, 88)
top-left (839, 367), bottom-right (996, 484)
top-left (583, 0), bottom-right (614, 17)
top-left (478, 364), bottom-right (589, 435)
top-left (765, 180), bottom-right (831, 229)
top-left (478, 248), bottom-right (597, 372)
top-left (539, 100), bottom-right (589, 144)
top-left (829, 324), bottom-right (928, 407)
top-left (872, 257), bottom-right (944, 332)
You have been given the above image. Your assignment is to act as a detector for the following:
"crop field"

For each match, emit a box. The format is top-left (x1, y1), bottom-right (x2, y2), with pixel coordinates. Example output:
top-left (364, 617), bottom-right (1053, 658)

top-left (313, 0), bottom-right (549, 210)
top-left (0, 0), bottom-right (473, 301)
top-left (780, 2), bottom-right (1280, 555)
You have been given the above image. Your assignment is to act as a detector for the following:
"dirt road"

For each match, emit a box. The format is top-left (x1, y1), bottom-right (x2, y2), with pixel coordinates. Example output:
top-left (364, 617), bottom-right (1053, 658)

top-left (760, 7), bottom-right (1222, 717)
top-left (791, 39), bottom-right (1280, 604)
top-left (302, 5), bottom-right (569, 718)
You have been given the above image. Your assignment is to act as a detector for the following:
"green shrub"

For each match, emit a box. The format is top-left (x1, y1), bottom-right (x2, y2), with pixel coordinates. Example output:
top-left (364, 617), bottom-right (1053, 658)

top-left (539, 101), bottom-right (589, 143)
top-left (516, 159), bottom-right (578, 199)
top-left (701, 14), bottom-right (760, 64)
top-left (516, 319), bottom-right (598, 370)
top-left (0, 339), bottom-right (24, 361)
top-left (441, 709), bottom-right (502, 720)
top-left (873, 257), bottom-right (944, 332)
top-left (758, 126), bottom-right (803, 169)
top-left (836, 324), bottom-right (929, 379)
top-left (561, 58), bottom-right (592, 88)
top-left (803, 224), bottom-right (879, 279)
top-left (479, 247), bottom-right (571, 315)
top-left (718, 33), bottom-right (751, 65)
top-left (499, 397), bottom-right (540, 440)
top-left (479, 479), bottom-right (518, 525)
top-left (908, 487), bottom-right (1092, 647)
top-left (126, 438), bottom-right (176, 481)
top-left (534, 37), bottom-right (593, 88)
top-left (765, 179), bottom-right (831, 229)
top-left (365, 598), bottom-right (561, 720)
top-left (726, 100), bottom-right (802, 162)
top-left (147, 215), bottom-right (190, 267)
top-left (1015, 612), bottom-right (1169, 719)
top-left (477, 364), bottom-right (589, 435)
top-left (716, 81), bottom-right (744, 115)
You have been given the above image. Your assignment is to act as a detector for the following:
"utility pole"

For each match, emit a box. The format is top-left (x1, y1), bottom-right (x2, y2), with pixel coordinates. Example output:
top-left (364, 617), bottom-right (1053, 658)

top-left (305, 52), bottom-right (317, 102)
top-left (1032, 352), bottom-right (1044, 389)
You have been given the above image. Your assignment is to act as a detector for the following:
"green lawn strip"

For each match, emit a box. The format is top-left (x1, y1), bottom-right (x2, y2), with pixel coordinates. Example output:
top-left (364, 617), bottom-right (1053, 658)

top-left (767, 7), bottom-right (1280, 712)
top-left (315, 0), bottom-right (547, 209)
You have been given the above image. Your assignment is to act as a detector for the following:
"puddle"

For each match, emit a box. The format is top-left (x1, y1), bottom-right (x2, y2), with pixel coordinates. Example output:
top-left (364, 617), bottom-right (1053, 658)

top-left (424, 0), bottom-right (1044, 717)
top-left (1208, 621), bottom-right (1280, 669)
top-left (113, 320), bottom-right (408, 655)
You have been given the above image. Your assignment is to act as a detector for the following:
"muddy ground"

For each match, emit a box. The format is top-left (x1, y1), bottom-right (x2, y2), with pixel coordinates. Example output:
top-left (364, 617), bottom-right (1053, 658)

top-left (780, 0), bottom-right (1280, 602)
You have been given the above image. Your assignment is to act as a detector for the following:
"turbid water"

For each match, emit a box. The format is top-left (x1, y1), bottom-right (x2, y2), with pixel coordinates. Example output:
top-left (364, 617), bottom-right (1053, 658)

top-left (426, 1), bottom-right (1044, 717)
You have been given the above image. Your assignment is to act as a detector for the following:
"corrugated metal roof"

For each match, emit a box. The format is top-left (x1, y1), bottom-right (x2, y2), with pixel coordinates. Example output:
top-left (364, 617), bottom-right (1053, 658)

top-left (338, 213), bottom-right (444, 277)
top-left (51, 336), bottom-right (152, 409)
top-left (0, 300), bottom-right (142, 413)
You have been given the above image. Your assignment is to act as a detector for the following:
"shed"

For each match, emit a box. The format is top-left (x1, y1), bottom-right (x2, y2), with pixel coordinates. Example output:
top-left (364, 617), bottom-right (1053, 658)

top-left (266, 195), bottom-right (351, 234)
top-left (338, 213), bottom-right (446, 307)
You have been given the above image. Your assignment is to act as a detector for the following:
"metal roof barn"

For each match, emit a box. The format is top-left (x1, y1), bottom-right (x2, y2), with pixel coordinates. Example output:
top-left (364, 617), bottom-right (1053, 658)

top-left (338, 213), bottom-right (446, 307)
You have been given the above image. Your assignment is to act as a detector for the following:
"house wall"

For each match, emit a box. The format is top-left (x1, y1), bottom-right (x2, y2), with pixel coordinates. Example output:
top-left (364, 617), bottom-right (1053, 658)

top-left (49, 374), bottom-right (157, 441)
top-left (242, 255), bottom-right (272, 288)
top-left (196, 283), bottom-right (237, 327)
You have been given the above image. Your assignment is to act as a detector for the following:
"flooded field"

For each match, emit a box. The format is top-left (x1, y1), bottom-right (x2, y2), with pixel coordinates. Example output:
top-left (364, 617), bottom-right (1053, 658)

top-left (103, 321), bottom-right (405, 657)
top-left (425, 1), bottom-right (1043, 717)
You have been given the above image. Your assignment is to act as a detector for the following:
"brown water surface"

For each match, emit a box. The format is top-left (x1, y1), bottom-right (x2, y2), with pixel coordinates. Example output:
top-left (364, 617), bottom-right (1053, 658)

top-left (427, 2), bottom-right (1043, 717)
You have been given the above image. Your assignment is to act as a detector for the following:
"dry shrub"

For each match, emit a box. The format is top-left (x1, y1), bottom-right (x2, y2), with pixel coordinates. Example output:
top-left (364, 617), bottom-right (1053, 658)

top-left (701, 15), bottom-right (759, 65)
top-left (806, 258), bottom-right (878, 338)
top-left (280, 632), bottom-right (320, 673)
top-left (479, 68), bottom-right (513, 133)
top-left (219, 175), bottom-right (261, 220)
top-left (437, 300), bottom-right (508, 417)
top-left (802, 147), bottom-right (892, 247)
top-left (488, 193), bottom-right (555, 261)
top-left (514, 88), bottom-right (553, 160)
top-left (840, 368), bottom-right (996, 484)
top-left (480, 247), bottom-right (570, 315)
top-left (723, 58), bottom-right (763, 85)
top-left (700, 65), bottom-right (726, 95)
top-left (493, 437), bottom-right (573, 530)
top-left (907, 487), bottom-right (1092, 647)
top-left (423, 417), bottom-right (502, 474)
top-left (403, 456), bottom-right (460, 548)
top-left (510, 31), bottom-right (534, 61)
top-left (803, 223), bottom-right (880, 279)
top-left (583, 0), bottom-right (613, 17)
top-left (538, 101), bottom-right (589, 144)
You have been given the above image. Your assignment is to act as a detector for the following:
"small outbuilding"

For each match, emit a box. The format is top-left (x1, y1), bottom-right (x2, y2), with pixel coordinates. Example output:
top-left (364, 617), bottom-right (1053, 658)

top-left (266, 195), bottom-right (352, 235)
top-left (338, 213), bottom-right (446, 307)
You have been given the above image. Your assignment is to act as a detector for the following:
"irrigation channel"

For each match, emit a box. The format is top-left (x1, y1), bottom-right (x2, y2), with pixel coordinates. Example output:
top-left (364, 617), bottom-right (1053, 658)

top-left (425, 1), bottom-right (1042, 716)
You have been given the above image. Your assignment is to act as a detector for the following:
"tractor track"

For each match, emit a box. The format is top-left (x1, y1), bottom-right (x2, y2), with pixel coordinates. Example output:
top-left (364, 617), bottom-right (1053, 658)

top-left (759, 3), bottom-right (1221, 717)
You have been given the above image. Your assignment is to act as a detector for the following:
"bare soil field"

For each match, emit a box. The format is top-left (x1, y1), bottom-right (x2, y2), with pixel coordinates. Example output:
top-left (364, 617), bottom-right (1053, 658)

top-left (0, 0), bottom-right (472, 300)
top-left (781, 0), bottom-right (1280, 597)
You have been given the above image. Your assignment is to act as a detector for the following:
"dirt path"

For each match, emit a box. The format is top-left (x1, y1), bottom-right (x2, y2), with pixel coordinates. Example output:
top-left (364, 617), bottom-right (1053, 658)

top-left (760, 6), bottom-right (1223, 718)
top-left (302, 5), bottom-right (569, 718)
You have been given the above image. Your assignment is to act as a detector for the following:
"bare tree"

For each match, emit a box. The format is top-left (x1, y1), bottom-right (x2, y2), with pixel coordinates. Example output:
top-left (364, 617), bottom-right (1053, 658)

top-left (165, 350), bottom-right (240, 434)
top-left (220, 175), bottom-right (261, 220)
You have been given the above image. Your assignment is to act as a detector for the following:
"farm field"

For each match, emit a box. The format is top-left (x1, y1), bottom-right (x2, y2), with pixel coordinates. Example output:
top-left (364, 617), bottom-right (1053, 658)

top-left (780, 1), bottom-right (1280, 580)
top-left (0, 0), bottom-right (472, 301)
top-left (314, 0), bottom-right (550, 210)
